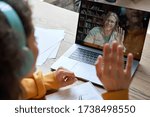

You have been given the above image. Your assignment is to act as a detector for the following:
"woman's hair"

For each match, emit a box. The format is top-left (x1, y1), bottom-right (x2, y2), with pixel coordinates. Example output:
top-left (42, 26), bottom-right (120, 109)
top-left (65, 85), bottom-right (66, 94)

top-left (0, 0), bottom-right (33, 99)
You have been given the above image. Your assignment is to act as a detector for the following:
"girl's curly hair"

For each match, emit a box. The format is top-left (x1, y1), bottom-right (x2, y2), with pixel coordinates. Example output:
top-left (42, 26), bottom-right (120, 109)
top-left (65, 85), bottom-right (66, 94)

top-left (0, 0), bottom-right (33, 99)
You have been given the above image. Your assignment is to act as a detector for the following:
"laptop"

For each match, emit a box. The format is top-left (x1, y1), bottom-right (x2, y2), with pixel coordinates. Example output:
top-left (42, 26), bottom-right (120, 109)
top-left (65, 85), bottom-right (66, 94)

top-left (51, 0), bottom-right (150, 86)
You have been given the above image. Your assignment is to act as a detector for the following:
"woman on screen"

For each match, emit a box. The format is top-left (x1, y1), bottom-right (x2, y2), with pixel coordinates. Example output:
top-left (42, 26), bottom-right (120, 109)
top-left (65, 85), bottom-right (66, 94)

top-left (84, 12), bottom-right (125, 48)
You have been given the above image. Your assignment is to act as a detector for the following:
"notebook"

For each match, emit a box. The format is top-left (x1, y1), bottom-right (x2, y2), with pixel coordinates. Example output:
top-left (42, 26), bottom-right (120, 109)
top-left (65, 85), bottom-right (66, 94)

top-left (45, 82), bottom-right (103, 100)
top-left (51, 0), bottom-right (150, 86)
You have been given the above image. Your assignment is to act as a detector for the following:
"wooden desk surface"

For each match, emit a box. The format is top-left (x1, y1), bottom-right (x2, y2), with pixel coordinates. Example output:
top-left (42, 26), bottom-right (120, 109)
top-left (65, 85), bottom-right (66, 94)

top-left (31, 1), bottom-right (150, 99)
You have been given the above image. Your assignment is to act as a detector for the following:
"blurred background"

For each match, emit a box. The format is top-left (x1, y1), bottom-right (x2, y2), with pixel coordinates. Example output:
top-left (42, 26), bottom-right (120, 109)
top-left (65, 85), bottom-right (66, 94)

top-left (44, 0), bottom-right (80, 12)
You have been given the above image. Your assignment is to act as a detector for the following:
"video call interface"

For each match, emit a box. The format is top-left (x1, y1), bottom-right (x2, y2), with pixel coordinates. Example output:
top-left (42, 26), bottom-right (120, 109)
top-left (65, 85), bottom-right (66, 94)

top-left (76, 0), bottom-right (150, 59)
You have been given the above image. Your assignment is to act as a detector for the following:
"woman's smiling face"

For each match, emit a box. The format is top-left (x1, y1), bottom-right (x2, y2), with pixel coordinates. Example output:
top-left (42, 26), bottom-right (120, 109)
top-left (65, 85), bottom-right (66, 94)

top-left (104, 15), bottom-right (117, 31)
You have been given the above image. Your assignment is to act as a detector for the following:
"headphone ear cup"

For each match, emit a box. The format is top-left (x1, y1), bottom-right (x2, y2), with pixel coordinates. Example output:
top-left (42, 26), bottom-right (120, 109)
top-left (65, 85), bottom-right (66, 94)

top-left (18, 47), bottom-right (34, 77)
top-left (0, 1), bottom-right (35, 78)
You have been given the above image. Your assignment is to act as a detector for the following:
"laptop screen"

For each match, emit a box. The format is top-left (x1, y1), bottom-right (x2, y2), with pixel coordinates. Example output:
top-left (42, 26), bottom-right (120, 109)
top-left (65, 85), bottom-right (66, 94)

top-left (75, 0), bottom-right (150, 60)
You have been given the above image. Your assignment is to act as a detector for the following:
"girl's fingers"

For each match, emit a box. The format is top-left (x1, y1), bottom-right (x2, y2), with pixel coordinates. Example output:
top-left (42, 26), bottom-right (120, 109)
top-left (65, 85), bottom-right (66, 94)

top-left (110, 41), bottom-right (118, 79)
top-left (95, 55), bottom-right (103, 80)
top-left (117, 45), bottom-right (124, 78)
top-left (61, 76), bottom-right (77, 87)
top-left (103, 43), bottom-right (111, 77)
top-left (125, 53), bottom-right (133, 80)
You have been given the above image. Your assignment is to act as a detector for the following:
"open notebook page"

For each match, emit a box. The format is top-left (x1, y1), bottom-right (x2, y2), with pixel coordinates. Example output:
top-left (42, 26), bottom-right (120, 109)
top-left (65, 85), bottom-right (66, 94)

top-left (45, 82), bottom-right (103, 100)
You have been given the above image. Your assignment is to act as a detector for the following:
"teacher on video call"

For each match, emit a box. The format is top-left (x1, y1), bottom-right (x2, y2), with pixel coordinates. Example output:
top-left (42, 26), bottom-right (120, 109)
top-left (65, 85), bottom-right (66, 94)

top-left (84, 12), bottom-right (125, 48)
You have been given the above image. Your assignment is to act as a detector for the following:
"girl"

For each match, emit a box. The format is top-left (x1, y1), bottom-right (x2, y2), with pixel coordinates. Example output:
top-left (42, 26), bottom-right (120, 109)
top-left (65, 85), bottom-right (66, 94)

top-left (0, 0), bottom-right (76, 99)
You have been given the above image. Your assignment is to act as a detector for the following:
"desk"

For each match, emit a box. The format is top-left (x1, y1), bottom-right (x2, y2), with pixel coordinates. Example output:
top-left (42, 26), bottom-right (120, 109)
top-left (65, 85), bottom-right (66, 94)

top-left (31, 1), bottom-right (150, 99)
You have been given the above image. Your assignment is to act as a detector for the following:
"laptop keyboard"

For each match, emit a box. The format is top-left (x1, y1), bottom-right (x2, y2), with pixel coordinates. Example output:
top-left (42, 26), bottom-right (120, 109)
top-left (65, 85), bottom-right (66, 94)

top-left (69, 48), bottom-right (100, 65)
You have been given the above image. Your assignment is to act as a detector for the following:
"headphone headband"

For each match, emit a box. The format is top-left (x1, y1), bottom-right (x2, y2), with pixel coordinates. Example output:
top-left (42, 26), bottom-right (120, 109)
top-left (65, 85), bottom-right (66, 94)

top-left (0, 1), bottom-right (26, 47)
top-left (0, 1), bottom-right (34, 78)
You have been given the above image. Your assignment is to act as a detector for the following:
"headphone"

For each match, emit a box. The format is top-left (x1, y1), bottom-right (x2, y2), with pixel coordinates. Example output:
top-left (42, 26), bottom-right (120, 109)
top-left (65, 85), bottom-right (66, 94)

top-left (0, 1), bottom-right (34, 77)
